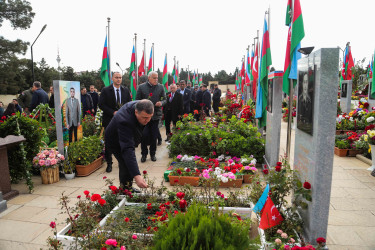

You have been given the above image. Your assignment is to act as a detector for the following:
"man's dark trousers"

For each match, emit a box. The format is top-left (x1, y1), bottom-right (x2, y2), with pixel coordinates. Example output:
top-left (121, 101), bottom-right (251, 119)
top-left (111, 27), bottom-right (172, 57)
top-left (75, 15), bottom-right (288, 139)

top-left (141, 119), bottom-right (159, 157)
top-left (112, 150), bottom-right (133, 188)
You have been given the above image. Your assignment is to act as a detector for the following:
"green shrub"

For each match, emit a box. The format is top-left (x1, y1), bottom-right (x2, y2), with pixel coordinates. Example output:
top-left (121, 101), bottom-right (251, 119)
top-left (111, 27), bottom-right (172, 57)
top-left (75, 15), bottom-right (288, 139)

top-left (81, 114), bottom-right (98, 137)
top-left (153, 203), bottom-right (251, 250)
top-left (0, 113), bottom-right (44, 183)
top-left (335, 140), bottom-right (349, 149)
top-left (67, 135), bottom-right (103, 165)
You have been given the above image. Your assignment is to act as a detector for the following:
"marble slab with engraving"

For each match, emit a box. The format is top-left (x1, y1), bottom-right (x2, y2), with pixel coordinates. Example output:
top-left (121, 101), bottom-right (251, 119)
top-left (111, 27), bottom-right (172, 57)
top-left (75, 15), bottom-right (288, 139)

top-left (293, 48), bottom-right (339, 242)
top-left (340, 80), bottom-right (352, 114)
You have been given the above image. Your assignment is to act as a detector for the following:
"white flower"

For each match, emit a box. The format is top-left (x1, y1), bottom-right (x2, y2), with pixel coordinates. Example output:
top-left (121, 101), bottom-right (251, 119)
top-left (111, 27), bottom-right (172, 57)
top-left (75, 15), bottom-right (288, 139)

top-left (221, 176), bottom-right (228, 183)
top-left (349, 117), bottom-right (353, 121)
top-left (367, 117), bottom-right (375, 123)
top-left (241, 158), bottom-right (248, 163)
top-left (251, 159), bottom-right (257, 164)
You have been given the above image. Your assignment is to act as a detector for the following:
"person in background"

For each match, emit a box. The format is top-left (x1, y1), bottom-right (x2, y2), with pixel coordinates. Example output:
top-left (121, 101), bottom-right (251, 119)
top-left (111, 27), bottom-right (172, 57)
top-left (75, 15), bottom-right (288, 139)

top-left (81, 86), bottom-right (94, 116)
top-left (49, 86), bottom-right (55, 108)
top-left (12, 99), bottom-right (22, 113)
top-left (30, 81), bottom-right (49, 111)
top-left (164, 84), bottom-right (183, 142)
top-left (18, 87), bottom-right (33, 114)
top-left (212, 84), bottom-right (222, 113)
top-left (195, 85), bottom-right (203, 120)
top-left (202, 84), bottom-right (211, 116)
top-left (88, 85), bottom-right (99, 114)
top-left (0, 102), bottom-right (4, 117)
top-left (226, 88), bottom-right (233, 100)
top-left (187, 82), bottom-right (192, 89)
top-left (3, 103), bottom-right (16, 117)
top-left (177, 80), bottom-right (192, 114)
top-left (99, 72), bottom-right (132, 173)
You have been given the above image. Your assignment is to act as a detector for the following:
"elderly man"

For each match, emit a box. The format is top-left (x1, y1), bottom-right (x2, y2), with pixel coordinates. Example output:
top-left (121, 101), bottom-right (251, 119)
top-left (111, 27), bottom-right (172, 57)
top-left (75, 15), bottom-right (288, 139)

top-left (66, 87), bottom-right (81, 143)
top-left (105, 100), bottom-right (152, 191)
top-left (164, 84), bottom-right (183, 141)
top-left (30, 81), bottom-right (49, 111)
top-left (99, 72), bottom-right (132, 172)
top-left (177, 80), bottom-right (192, 114)
top-left (136, 71), bottom-right (166, 162)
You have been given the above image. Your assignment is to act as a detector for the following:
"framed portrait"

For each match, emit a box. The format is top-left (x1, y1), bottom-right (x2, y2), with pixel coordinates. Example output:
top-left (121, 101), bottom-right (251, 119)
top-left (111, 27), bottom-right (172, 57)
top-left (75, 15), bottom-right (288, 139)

top-left (297, 65), bottom-right (315, 135)
top-left (267, 79), bottom-right (273, 113)
top-left (341, 82), bottom-right (347, 98)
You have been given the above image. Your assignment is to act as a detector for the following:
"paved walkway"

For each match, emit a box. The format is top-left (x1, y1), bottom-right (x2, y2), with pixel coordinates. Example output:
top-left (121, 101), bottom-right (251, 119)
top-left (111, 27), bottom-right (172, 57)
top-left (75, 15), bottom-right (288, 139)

top-left (0, 125), bottom-right (374, 249)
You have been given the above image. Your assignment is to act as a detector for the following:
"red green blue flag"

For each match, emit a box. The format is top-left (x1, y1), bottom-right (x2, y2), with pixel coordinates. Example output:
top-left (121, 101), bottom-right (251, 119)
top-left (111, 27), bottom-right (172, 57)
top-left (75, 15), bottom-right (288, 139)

top-left (162, 54), bottom-right (168, 92)
top-left (138, 51), bottom-right (145, 77)
top-left (255, 17), bottom-right (272, 128)
top-left (100, 36), bottom-right (110, 86)
top-left (147, 47), bottom-right (153, 74)
top-left (172, 64), bottom-right (176, 83)
top-left (192, 71), bottom-right (196, 86)
top-left (129, 45), bottom-right (137, 100)
top-left (285, 0), bottom-right (292, 26)
top-left (340, 45), bottom-right (355, 87)
top-left (199, 74), bottom-right (203, 85)
top-left (188, 71), bottom-right (191, 83)
top-left (252, 42), bottom-right (259, 100)
top-left (246, 50), bottom-right (251, 86)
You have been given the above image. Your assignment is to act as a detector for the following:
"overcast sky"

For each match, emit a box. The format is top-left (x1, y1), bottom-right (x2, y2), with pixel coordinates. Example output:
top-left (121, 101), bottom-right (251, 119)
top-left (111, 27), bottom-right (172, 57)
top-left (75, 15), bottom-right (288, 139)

top-left (3, 0), bottom-right (375, 76)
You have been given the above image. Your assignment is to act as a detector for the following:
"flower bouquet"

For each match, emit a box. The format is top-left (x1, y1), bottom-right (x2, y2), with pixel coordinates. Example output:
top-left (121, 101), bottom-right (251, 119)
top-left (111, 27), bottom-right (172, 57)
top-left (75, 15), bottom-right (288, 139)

top-left (33, 149), bottom-right (65, 184)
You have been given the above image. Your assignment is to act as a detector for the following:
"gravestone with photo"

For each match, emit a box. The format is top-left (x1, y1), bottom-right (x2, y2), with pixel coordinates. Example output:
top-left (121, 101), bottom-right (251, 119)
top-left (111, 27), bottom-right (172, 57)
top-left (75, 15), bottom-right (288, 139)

top-left (368, 79), bottom-right (375, 110)
top-left (265, 71), bottom-right (283, 168)
top-left (293, 48), bottom-right (339, 242)
top-left (340, 80), bottom-right (352, 114)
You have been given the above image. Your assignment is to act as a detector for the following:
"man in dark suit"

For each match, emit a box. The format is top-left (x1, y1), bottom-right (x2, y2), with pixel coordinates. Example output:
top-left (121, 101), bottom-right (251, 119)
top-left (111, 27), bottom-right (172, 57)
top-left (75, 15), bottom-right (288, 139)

top-left (164, 84), bottom-right (183, 141)
top-left (89, 85), bottom-right (99, 115)
top-left (105, 100), bottom-right (152, 191)
top-left (136, 71), bottom-right (166, 162)
top-left (30, 81), bottom-right (49, 111)
top-left (81, 86), bottom-right (94, 116)
top-left (99, 72), bottom-right (132, 172)
top-left (190, 85), bottom-right (198, 114)
top-left (212, 84), bottom-right (222, 113)
top-left (177, 80), bottom-right (192, 114)
top-left (202, 84), bottom-right (212, 116)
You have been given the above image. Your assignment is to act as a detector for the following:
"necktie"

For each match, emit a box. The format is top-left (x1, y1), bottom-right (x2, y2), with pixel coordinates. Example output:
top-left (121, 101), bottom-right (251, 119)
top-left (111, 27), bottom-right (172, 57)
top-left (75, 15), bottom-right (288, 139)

top-left (170, 93), bottom-right (174, 102)
top-left (116, 89), bottom-right (120, 107)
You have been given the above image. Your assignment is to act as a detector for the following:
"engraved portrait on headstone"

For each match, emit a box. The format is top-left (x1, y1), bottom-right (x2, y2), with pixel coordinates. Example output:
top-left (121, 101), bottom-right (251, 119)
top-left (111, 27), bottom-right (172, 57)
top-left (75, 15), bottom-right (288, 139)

top-left (341, 82), bottom-right (347, 98)
top-left (297, 66), bottom-right (315, 135)
top-left (267, 79), bottom-right (273, 113)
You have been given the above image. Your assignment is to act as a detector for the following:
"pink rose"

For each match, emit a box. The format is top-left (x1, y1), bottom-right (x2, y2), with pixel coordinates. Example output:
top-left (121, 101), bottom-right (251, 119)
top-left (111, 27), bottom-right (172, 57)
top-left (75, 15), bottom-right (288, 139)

top-left (281, 232), bottom-right (288, 239)
top-left (105, 239), bottom-right (117, 247)
top-left (289, 238), bottom-right (295, 243)
top-left (277, 229), bottom-right (283, 234)
top-left (39, 160), bottom-right (45, 166)
top-left (59, 155), bottom-right (65, 161)
top-left (120, 246), bottom-right (126, 250)
top-left (244, 166), bottom-right (250, 170)
top-left (50, 159), bottom-right (57, 165)
top-left (132, 234), bottom-right (137, 240)
top-left (275, 238), bottom-right (282, 244)
top-left (177, 155), bottom-right (182, 159)
top-left (43, 150), bottom-right (49, 155)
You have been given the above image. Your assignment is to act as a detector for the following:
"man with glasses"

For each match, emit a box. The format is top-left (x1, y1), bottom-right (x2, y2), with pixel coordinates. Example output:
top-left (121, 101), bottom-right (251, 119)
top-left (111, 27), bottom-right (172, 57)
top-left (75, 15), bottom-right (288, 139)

top-left (99, 72), bottom-right (132, 173)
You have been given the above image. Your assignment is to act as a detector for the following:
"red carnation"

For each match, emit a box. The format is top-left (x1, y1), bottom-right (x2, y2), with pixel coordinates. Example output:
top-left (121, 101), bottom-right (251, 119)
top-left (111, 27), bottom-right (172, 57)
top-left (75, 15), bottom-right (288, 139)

top-left (275, 165), bottom-right (281, 172)
top-left (186, 168), bottom-right (191, 172)
top-left (49, 221), bottom-right (56, 228)
top-left (77, 195), bottom-right (81, 199)
top-left (169, 93), bottom-right (172, 98)
top-left (263, 169), bottom-right (269, 175)
top-left (276, 161), bottom-right (282, 166)
top-left (364, 102), bottom-right (369, 108)
top-left (179, 199), bottom-right (187, 209)
top-left (231, 169), bottom-right (237, 174)
top-left (149, 93), bottom-right (153, 97)
top-left (83, 190), bottom-right (90, 196)
top-left (176, 192), bottom-right (185, 199)
top-left (316, 237), bottom-right (326, 244)
top-left (303, 181), bottom-right (312, 190)
top-left (176, 169), bottom-right (182, 175)
top-left (216, 191), bottom-right (221, 196)
top-left (11, 113), bottom-right (15, 116)
top-left (29, 114), bottom-right (33, 118)
top-left (124, 217), bottom-right (130, 222)
top-left (143, 170), bottom-right (147, 175)
top-left (91, 193), bottom-right (101, 202)
top-left (98, 198), bottom-right (106, 206)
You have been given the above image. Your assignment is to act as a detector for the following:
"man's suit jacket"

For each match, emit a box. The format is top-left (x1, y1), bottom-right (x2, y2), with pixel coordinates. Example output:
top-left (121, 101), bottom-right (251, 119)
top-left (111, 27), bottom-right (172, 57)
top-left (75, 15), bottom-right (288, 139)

top-left (213, 88), bottom-right (222, 103)
top-left (99, 84), bottom-right (132, 127)
top-left (66, 97), bottom-right (80, 127)
top-left (202, 90), bottom-right (212, 114)
top-left (177, 88), bottom-right (192, 114)
top-left (164, 91), bottom-right (183, 122)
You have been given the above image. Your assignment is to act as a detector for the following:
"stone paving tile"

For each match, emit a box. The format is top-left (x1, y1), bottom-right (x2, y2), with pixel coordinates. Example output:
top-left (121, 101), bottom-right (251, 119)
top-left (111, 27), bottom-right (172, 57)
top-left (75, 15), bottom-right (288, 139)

top-left (343, 187), bottom-right (375, 199)
top-left (25, 195), bottom-right (60, 209)
top-left (0, 204), bottom-right (21, 219)
top-left (328, 210), bottom-right (375, 226)
top-left (1, 206), bottom-right (45, 221)
top-left (331, 179), bottom-right (369, 189)
top-left (0, 240), bottom-right (45, 250)
top-left (6, 194), bottom-right (39, 205)
top-left (345, 169), bottom-right (372, 177)
top-left (352, 175), bottom-right (375, 182)
top-left (354, 226), bottom-right (375, 247)
top-left (362, 181), bottom-right (375, 190)
top-left (330, 197), bottom-right (375, 211)
top-left (32, 185), bottom-right (79, 197)
top-left (0, 219), bottom-right (49, 243)
top-left (329, 187), bottom-right (353, 198)
top-left (27, 207), bottom-right (68, 227)
top-left (327, 244), bottom-right (373, 250)
top-left (326, 225), bottom-right (366, 246)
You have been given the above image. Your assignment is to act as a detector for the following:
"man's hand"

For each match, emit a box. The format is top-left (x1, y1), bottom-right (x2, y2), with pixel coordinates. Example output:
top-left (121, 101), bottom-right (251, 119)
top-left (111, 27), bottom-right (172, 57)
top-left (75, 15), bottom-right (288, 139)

top-left (114, 111), bottom-right (117, 115)
top-left (134, 175), bottom-right (148, 188)
top-left (155, 101), bottom-right (162, 107)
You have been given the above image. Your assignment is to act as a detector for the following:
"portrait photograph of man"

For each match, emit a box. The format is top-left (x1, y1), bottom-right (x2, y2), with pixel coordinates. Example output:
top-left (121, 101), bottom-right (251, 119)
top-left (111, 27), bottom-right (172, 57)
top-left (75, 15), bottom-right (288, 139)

top-left (297, 66), bottom-right (315, 135)
top-left (267, 79), bottom-right (273, 113)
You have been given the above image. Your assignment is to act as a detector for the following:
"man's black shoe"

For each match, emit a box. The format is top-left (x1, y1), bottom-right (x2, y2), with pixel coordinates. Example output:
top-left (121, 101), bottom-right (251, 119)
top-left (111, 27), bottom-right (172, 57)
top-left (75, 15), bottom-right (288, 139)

top-left (141, 155), bottom-right (147, 162)
top-left (158, 140), bottom-right (162, 146)
top-left (151, 155), bottom-right (157, 161)
top-left (106, 163), bottom-right (112, 173)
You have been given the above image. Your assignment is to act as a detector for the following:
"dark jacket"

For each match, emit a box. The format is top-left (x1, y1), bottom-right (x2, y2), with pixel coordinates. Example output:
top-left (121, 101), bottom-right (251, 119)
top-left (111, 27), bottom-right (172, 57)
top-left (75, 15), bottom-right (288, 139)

top-left (99, 84), bottom-right (132, 127)
top-left (18, 88), bottom-right (33, 109)
top-left (177, 88), bottom-right (192, 114)
top-left (30, 88), bottom-right (49, 111)
top-left (202, 90), bottom-right (212, 114)
top-left (195, 89), bottom-right (203, 109)
top-left (164, 91), bottom-right (183, 121)
top-left (136, 82), bottom-right (166, 120)
top-left (81, 93), bottom-right (94, 115)
top-left (88, 91), bottom-right (99, 112)
top-left (105, 101), bottom-right (144, 178)
top-left (213, 88), bottom-right (222, 102)
top-left (15, 104), bottom-right (22, 113)
top-left (49, 94), bottom-right (55, 108)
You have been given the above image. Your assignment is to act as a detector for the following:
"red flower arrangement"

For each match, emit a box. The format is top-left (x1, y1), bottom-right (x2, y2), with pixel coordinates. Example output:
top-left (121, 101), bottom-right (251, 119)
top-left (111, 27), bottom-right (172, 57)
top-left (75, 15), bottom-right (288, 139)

top-left (303, 181), bottom-right (311, 190)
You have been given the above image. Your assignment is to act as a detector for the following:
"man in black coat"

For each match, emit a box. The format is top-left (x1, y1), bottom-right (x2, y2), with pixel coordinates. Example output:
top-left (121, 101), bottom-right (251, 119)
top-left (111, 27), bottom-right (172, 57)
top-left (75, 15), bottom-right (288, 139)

top-left (136, 71), bottom-right (166, 162)
top-left (177, 80), bottom-right (192, 114)
top-left (99, 72), bottom-right (132, 172)
top-left (190, 85), bottom-right (198, 114)
top-left (30, 81), bottom-right (49, 111)
top-left (164, 84), bottom-right (183, 141)
top-left (105, 100), bottom-right (152, 190)
top-left (212, 84), bottom-right (222, 113)
top-left (202, 84), bottom-right (212, 116)
top-left (89, 85), bottom-right (99, 115)
top-left (81, 87), bottom-right (94, 116)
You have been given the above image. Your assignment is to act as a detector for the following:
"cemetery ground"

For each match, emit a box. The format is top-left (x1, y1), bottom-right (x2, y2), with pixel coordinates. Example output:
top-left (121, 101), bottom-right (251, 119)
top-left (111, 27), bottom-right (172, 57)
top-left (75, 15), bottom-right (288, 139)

top-left (0, 125), bottom-right (374, 250)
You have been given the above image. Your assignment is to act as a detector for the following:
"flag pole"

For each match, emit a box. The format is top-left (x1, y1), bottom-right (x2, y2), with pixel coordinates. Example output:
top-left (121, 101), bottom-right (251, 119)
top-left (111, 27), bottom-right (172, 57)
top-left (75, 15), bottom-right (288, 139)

top-left (286, 0), bottom-right (294, 161)
top-left (134, 33), bottom-right (138, 86)
top-left (187, 65), bottom-right (190, 82)
top-left (177, 61), bottom-right (179, 82)
top-left (107, 18), bottom-right (111, 81)
top-left (144, 39), bottom-right (147, 75)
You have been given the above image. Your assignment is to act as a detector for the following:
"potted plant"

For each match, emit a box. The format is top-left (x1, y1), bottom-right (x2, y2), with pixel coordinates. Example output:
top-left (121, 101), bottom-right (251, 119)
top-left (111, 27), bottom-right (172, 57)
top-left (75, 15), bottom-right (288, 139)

top-left (67, 135), bottom-right (103, 176)
top-left (168, 167), bottom-right (200, 187)
top-left (334, 140), bottom-right (349, 157)
top-left (33, 149), bottom-right (65, 184)
top-left (62, 160), bottom-right (75, 180)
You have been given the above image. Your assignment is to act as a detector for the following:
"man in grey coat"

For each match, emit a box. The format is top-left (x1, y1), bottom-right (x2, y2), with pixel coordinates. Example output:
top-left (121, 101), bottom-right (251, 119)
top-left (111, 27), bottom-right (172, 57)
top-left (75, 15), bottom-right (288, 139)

top-left (66, 87), bottom-right (81, 143)
top-left (136, 71), bottom-right (166, 162)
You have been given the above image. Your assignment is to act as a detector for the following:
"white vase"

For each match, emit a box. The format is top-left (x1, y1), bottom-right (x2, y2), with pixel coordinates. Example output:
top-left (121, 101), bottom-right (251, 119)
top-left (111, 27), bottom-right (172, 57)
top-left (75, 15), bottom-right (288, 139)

top-left (64, 173), bottom-right (75, 180)
top-left (368, 144), bottom-right (375, 171)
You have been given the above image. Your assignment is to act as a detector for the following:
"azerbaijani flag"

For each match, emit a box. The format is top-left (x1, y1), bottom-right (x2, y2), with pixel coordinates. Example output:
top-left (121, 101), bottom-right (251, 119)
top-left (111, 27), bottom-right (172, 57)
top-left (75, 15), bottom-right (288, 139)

top-left (129, 45), bottom-right (137, 100)
top-left (192, 71), bottom-right (196, 86)
top-left (176, 64), bottom-right (179, 83)
top-left (138, 51), bottom-right (145, 77)
top-left (172, 64), bottom-right (176, 83)
top-left (340, 45), bottom-right (355, 87)
top-left (252, 42), bottom-right (259, 100)
top-left (240, 61), bottom-right (245, 94)
top-left (246, 50), bottom-right (251, 86)
top-left (282, 0), bottom-right (304, 95)
top-left (235, 72), bottom-right (238, 91)
top-left (100, 36), bottom-right (110, 86)
top-left (147, 47), bottom-right (153, 74)
top-left (285, 0), bottom-right (292, 26)
top-left (188, 71), bottom-right (191, 83)
top-left (255, 17), bottom-right (272, 128)
top-left (199, 74), bottom-right (203, 85)
top-left (162, 54), bottom-right (168, 92)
